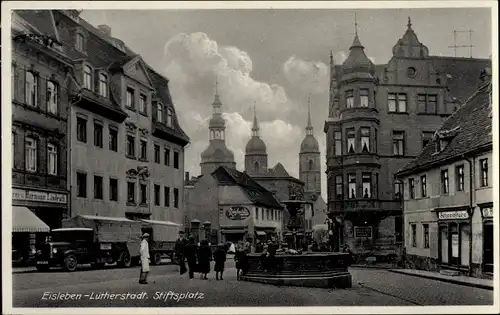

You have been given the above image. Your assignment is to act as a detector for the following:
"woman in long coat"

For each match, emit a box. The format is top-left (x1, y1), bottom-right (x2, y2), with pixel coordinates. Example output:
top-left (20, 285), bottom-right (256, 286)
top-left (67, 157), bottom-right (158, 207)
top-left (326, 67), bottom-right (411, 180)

top-left (139, 233), bottom-right (150, 284)
top-left (197, 240), bottom-right (212, 280)
top-left (213, 243), bottom-right (227, 280)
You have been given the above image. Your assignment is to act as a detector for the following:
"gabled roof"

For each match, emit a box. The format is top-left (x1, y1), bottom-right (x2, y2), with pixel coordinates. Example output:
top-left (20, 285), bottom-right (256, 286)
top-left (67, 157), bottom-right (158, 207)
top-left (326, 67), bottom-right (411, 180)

top-left (269, 163), bottom-right (291, 178)
top-left (212, 166), bottom-right (283, 209)
top-left (397, 76), bottom-right (492, 176)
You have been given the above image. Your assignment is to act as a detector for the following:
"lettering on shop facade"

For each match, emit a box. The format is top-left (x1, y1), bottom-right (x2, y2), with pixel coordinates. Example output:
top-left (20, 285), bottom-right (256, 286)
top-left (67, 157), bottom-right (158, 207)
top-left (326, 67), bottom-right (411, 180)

top-left (354, 226), bottom-right (372, 238)
top-left (12, 188), bottom-right (67, 204)
top-left (438, 210), bottom-right (469, 220)
top-left (225, 207), bottom-right (250, 220)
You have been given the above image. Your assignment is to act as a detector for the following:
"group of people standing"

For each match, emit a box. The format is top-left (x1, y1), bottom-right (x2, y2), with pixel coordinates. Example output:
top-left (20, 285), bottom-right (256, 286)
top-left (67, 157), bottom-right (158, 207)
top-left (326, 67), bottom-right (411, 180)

top-left (174, 231), bottom-right (228, 280)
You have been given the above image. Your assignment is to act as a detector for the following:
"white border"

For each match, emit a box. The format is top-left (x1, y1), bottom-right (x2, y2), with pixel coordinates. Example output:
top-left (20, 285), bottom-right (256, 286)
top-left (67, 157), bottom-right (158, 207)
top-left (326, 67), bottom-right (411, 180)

top-left (2, 1), bottom-right (498, 315)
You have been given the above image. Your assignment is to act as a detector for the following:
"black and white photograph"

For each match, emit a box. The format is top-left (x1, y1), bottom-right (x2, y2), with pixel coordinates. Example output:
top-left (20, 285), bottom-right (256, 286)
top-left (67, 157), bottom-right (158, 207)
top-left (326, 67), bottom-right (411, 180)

top-left (1, 1), bottom-right (498, 314)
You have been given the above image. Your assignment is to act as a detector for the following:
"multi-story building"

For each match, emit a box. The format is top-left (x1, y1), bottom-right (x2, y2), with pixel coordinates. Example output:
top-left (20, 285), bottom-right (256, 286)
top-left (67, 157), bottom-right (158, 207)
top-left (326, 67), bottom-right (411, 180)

top-left (15, 10), bottom-right (189, 225)
top-left (11, 11), bottom-right (72, 230)
top-left (324, 18), bottom-right (491, 257)
top-left (397, 69), bottom-right (492, 278)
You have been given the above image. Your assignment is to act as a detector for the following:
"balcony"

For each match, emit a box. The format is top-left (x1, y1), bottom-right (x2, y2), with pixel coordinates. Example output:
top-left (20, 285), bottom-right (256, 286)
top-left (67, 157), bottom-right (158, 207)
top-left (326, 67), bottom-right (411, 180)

top-left (327, 153), bottom-right (381, 169)
top-left (339, 107), bottom-right (380, 124)
top-left (328, 199), bottom-right (402, 214)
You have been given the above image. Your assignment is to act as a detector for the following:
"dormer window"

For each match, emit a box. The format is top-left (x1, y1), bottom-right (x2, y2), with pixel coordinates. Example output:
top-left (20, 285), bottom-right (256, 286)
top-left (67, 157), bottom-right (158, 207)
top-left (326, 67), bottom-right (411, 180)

top-left (98, 73), bottom-right (108, 98)
top-left (438, 139), bottom-right (449, 152)
top-left (83, 65), bottom-right (92, 90)
top-left (76, 32), bottom-right (84, 51)
top-left (157, 103), bottom-right (163, 123)
top-left (167, 108), bottom-right (173, 127)
top-left (346, 90), bottom-right (354, 108)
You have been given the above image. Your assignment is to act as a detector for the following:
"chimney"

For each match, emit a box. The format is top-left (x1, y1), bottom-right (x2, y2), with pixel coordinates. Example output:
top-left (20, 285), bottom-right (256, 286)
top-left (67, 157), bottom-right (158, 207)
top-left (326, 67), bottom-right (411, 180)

top-left (185, 172), bottom-right (190, 183)
top-left (98, 24), bottom-right (112, 37)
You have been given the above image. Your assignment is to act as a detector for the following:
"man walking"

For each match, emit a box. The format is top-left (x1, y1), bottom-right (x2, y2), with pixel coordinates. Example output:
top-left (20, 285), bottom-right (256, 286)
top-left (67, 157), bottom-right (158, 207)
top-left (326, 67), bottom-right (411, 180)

top-left (175, 231), bottom-right (188, 275)
top-left (139, 233), bottom-right (150, 284)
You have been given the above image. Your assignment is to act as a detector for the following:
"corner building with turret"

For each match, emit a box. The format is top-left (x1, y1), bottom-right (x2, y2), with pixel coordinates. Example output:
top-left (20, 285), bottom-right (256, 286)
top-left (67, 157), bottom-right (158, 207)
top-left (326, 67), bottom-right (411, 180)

top-left (324, 18), bottom-right (491, 258)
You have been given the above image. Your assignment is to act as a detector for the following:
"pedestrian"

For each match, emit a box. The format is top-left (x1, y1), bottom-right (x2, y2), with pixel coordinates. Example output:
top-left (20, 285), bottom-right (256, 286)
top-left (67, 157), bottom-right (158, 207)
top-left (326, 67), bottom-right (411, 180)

top-left (198, 240), bottom-right (212, 280)
top-left (139, 233), bottom-right (150, 284)
top-left (213, 243), bottom-right (227, 280)
top-left (184, 236), bottom-right (198, 279)
top-left (175, 231), bottom-right (188, 275)
top-left (234, 244), bottom-right (249, 280)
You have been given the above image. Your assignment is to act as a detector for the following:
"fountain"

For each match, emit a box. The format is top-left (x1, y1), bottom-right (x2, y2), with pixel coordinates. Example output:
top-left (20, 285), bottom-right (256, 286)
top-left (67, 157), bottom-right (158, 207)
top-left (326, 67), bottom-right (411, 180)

top-left (240, 198), bottom-right (352, 288)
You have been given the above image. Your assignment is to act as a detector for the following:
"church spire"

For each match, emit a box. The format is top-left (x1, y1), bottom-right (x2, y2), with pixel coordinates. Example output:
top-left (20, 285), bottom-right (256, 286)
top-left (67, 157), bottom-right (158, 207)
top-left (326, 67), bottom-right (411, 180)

top-left (407, 16), bottom-right (412, 29)
top-left (252, 102), bottom-right (260, 137)
top-left (212, 77), bottom-right (222, 113)
top-left (306, 95), bottom-right (313, 136)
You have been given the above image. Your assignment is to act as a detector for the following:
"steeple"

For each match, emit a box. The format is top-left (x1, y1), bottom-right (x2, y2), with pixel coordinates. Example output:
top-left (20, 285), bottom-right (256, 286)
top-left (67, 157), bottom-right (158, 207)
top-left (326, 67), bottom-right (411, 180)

top-left (306, 95), bottom-right (314, 136)
top-left (252, 102), bottom-right (260, 137)
top-left (245, 102), bottom-right (268, 174)
top-left (407, 16), bottom-right (412, 29)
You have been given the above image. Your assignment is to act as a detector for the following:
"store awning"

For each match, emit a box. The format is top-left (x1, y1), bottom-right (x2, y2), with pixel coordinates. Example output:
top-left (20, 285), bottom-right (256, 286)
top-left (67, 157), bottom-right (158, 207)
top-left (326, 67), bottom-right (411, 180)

top-left (256, 231), bottom-right (266, 236)
top-left (12, 207), bottom-right (50, 233)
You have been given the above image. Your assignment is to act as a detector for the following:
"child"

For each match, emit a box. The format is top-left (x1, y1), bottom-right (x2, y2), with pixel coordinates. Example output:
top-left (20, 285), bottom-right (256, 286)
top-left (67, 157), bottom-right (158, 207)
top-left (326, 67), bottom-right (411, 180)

top-left (213, 243), bottom-right (227, 280)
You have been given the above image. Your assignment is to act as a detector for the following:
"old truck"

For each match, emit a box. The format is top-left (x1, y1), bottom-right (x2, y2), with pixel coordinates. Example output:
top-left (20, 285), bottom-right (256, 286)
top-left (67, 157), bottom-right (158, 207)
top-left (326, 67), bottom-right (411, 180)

top-left (35, 215), bottom-right (142, 272)
top-left (140, 219), bottom-right (181, 265)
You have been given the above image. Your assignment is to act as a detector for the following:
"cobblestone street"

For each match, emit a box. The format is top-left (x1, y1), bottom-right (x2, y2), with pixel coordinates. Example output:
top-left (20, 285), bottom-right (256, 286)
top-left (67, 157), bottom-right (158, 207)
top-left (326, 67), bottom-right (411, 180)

top-left (11, 262), bottom-right (494, 307)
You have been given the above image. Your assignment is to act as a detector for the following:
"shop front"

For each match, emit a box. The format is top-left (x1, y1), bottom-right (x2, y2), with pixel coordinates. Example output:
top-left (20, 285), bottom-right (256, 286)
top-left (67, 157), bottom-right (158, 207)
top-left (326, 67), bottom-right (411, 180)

top-left (479, 203), bottom-right (493, 275)
top-left (219, 205), bottom-right (253, 245)
top-left (436, 207), bottom-right (471, 271)
top-left (12, 206), bottom-right (51, 265)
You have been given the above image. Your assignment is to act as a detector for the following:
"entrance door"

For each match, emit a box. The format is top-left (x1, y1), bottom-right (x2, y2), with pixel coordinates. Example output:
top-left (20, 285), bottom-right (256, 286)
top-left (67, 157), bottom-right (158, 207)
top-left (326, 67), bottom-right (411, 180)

top-left (440, 225), bottom-right (448, 263)
top-left (449, 223), bottom-right (460, 266)
top-left (483, 223), bottom-right (493, 273)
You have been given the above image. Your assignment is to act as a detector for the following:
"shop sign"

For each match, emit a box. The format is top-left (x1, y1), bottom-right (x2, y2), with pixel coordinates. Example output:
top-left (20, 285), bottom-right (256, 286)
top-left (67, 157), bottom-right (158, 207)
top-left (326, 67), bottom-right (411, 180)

top-left (438, 210), bottom-right (468, 220)
top-left (481, 207), bottom-right (493, 218)
top-left (225, 207), bottom-right (250, 220)
top-left (13, 188), bottom-right (67, 204)
top-left (354, 226), bottom-right (372, 238)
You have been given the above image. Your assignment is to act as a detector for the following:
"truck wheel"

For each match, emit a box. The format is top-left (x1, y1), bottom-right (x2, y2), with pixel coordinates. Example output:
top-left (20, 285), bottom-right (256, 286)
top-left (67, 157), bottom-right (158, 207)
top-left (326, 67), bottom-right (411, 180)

top-left (118, 251), bottom-right (131, 268)
top-left (36, 265), bottom-right (49, 272)
top-left (153, 252), bottom-right (162, 265)
top-left (63, 254), bottom-right (78, 272)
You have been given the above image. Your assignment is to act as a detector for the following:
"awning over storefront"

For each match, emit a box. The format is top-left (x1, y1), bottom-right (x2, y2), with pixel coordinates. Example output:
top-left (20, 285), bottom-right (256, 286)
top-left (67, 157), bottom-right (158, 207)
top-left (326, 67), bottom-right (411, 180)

top-left (256, 231), bottom-right (266, 236)
top-left (12, 206), bottom-right (50, 233)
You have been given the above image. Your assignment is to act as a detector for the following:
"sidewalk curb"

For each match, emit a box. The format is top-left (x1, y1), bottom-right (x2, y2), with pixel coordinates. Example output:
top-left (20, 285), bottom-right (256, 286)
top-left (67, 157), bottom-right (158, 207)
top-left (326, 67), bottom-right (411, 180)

top-left (350, 264), bottom-right (399, 270)
top-left (388, 269), bottom-right (494, 291)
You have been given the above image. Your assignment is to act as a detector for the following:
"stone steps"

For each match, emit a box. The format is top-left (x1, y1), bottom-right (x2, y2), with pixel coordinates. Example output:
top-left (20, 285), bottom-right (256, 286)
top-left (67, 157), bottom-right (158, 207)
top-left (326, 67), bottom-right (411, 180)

top-left (439, 269), bottom-right (460, 276)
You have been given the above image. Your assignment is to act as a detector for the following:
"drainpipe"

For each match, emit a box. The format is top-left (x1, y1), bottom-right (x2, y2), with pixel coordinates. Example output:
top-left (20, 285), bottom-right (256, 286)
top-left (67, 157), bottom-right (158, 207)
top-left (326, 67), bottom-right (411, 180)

top-left (464, 155), bottom-right (474, 277)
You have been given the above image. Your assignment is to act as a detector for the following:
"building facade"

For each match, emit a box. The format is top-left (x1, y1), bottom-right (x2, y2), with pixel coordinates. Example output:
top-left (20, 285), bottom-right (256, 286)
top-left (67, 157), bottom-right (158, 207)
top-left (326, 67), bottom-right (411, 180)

top-left (397, 71), bottom-right (492, 278)
top-left (324, 18), bottom-right (491, 257)
top-left (11, 11), bottom-right (72, 229)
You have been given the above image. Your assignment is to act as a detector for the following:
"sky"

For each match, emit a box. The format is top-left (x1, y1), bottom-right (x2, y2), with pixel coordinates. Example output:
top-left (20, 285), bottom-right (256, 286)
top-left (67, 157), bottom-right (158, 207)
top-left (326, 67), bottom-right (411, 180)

top-left (81, 8), bottom-right (492, 200)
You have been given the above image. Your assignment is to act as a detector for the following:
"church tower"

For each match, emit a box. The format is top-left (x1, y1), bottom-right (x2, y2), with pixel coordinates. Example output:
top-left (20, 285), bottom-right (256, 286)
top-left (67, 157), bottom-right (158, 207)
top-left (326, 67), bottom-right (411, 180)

top-left (200, 81), bottom-right (236, 175)
top-left (299, 97), bottom-right (321, 196)
top-left (245, 103), bottom-right (268, 175)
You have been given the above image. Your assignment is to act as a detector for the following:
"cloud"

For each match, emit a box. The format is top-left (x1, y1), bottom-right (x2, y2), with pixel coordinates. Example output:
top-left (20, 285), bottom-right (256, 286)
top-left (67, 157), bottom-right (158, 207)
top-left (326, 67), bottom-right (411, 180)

top-left (283, 56), bottom-right (329, 95)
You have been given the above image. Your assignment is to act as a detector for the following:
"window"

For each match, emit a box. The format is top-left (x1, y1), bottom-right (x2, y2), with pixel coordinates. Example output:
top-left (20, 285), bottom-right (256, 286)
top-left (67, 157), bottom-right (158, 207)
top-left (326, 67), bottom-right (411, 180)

top-left (411, 224), bottom-right (417, 247)
top-left (423, 224), bottom-right (429, 248)
top-left (77, 117), bottom-right (87, 143)
top-left (347, 129), bottom-right (355, 154)
top-left (140, 184), bottom-right (147, 204)
top-left (362, 173), bottom-right (371, 198)
top-left (418, 94), bottom-right (437, 114)
top-left (345, 90), bottom-right (354, 108)
top-left (441, 169), bottom-right (449, 194)
top-left (422, 132), bottom-right (434, 149)
top-left (409, 178), bottom-right (415, 199)
top-left (456, 165), bottom-right (464, 191)
top-left (374, 129), bottom-right (378, 154)
top-left (47, 143), bottom-right (58, 175)
top-left (348, 174), bottom-right (356, 199)
top-left (83, 66), bottom-right (92, 90)
top-left (256, 207), bottom-right (259, 220)
top-left (480, 159), bottom-right (488, 187)
top-left (335, 175), bottom-right (343, 199)
top-left (25, 137), bottom-right (37, 172)
top-left (76, 33), bottom-right (84, 51)
top-left (139, 94), bottom-right (147, 114)
top-left (174, 188), bottom-right (179, 208)
top-left (392, 131), bottom-right (405, 156)
top-left (94, 176), bottom-right (103, 200)
top-left (254, 161), bottom-right (259, 172)
top-left (126, 88), bottom-right (134, 109)
top-left (47, 81), bottom-right (58, 114)
top-left (334, 131), bottom-right (342, 156)
top-left (394, 180), bottom-right (403, 200)
top-left (421, 175), bottom-right (427, 197)
top-left (308, 160), bottom-right (314, 170)
top-left (109, 127), bottom-right (118, 152)
top-left (154, 184), bottom-right (160, 206)
top-left (361, 127), bottom-right (370, 153)
top-left (140, 140), bottom-right (147, 160)
top-left (77, 172), bottom-right (87, 198)
top-left (94, 122), bottom-right (103, 148)
top-left (388, 93), bottom-right (407, 113)
top-left (164, 186), bottom-right (170, 206)
top-left (127, 135), bottom-right (135, 157)
top-left (164, 148), bottom-right (171, 166)
top-left (154, 145), bottom-right (160, 163)
top-left (167, 108), bottom-right (173, 127)
top-left (25, 71), bottom-right (38, 107)
top-left (360, 89), bottom-right (369, 107)
top-left (98, 73), bottom-right (108, 98)
top-left (173, 151), bottom-right (179, 169)
top-left (157, 103), bottom-right (163, 122)
top-left (127, 182), bottom-right (136, 203)
top-left (109, 178), bottom-right (118, 201)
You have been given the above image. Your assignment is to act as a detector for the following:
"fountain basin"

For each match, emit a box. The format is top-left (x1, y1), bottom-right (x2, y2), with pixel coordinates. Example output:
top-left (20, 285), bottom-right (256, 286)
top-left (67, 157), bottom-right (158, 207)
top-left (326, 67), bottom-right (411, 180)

top-left (240, 252), bottom-right (352, 288)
